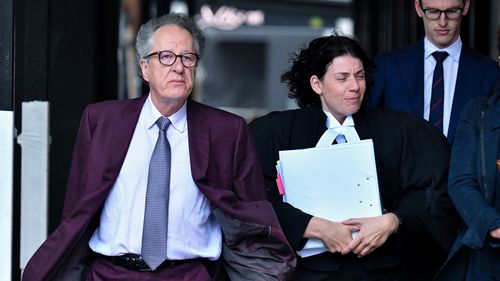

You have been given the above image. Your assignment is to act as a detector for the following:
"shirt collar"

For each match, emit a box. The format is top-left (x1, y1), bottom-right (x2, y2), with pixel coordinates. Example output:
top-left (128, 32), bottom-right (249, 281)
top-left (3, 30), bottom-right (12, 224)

top-left (145, 94), bottom-right (187, 133)
top-left (424, 36), bottom-right (462, 63)
top-left (323, 110), bottom-right (355, 128)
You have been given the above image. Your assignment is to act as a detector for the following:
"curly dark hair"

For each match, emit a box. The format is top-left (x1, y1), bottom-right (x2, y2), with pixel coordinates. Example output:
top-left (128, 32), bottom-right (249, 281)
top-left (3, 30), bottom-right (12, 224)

top-left (281, 33), bottom-right (375, 108)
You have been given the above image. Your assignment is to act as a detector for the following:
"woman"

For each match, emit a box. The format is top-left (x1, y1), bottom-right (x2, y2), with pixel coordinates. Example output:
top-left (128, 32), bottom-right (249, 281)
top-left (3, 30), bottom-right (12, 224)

top-left (249, 34), bottom-right (459, 280)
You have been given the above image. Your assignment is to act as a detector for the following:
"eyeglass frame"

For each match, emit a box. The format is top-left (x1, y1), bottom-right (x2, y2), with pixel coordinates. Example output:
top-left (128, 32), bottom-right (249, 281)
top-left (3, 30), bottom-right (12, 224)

top-left (420, 7), bottom-right (464, 20)
top-left (143, 50), bottom-right (200, 67)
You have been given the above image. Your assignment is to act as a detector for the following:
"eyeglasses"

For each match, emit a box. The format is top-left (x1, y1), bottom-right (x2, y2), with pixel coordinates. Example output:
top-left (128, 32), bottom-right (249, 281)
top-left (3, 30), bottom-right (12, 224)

top-left (421, 7), bottom-right (463, 20)
top-left (143, 50), bottom-right (200, 67)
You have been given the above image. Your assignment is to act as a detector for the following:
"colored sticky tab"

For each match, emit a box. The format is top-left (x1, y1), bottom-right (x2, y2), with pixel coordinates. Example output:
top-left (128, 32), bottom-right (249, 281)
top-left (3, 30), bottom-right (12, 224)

top-left (276, 173), bottom-right (285, 195)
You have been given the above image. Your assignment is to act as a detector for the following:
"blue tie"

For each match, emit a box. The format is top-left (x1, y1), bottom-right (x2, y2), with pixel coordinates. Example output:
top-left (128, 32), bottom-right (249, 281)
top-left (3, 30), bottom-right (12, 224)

top-left (142, 117), bottom-right (171, 270)
top-left (429, 51), bottom-right (448, 132)
top-left (335, 134), bottom-right (347, 144)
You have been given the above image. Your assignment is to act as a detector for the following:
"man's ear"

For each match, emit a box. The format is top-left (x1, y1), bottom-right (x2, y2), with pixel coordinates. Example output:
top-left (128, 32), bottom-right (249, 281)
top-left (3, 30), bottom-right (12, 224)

top-left (462, 0), bottom-right (471, 16)
top-left (414, 0), bottom-right (424, 18)
top-left (140, 60), bottom-right (150, 82)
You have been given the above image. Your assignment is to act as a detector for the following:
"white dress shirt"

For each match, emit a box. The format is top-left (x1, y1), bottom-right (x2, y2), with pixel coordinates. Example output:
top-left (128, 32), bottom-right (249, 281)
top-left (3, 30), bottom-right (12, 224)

top-left (423, 36), bottom-right (461, 137)
top-left (89, 95), bottom-right (222, 260)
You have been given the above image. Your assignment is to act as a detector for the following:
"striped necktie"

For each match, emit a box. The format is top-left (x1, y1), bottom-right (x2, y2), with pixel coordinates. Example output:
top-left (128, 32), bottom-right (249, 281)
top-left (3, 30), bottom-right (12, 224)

top-left (429, 51), bottom-right (449, 132)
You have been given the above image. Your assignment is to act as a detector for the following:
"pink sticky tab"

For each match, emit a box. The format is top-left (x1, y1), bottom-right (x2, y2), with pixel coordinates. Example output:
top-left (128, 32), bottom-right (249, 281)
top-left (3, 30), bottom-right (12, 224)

top-left (276, 173), bottom-right (285, 195)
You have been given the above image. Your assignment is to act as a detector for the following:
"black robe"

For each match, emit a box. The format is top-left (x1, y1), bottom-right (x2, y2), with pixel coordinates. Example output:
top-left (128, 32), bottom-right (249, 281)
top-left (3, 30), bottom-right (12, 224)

top-left (250, 104), bottom-right (461, 280)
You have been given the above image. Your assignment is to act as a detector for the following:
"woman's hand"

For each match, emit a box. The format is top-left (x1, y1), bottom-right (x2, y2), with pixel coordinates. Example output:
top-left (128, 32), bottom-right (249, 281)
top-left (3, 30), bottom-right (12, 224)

top-left (340, 213), bottom-right (399, 257)
top-left (304, 216), bottom-right (360, 254)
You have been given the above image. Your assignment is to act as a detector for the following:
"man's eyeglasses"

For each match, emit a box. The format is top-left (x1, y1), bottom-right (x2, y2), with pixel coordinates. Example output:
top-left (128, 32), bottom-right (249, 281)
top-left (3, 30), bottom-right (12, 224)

top-left (421, 7), bottom-right (463, 20)
top-left (143, 50), bottom-right (200, 67)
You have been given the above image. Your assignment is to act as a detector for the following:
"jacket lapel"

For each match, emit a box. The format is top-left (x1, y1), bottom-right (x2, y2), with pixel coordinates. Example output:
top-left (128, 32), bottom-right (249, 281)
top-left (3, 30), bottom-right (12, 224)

top-left (449, 47), bottom-right (489, 142)
top-left (399, 41), bottom-right (425, 117)
top-left (353, 107), bottom-right (372, 140)
top-left (291, 107), bottom-right (327, 148)
top-left (103, 96), bottom-right (146, 183)
top-left (186, 100), bottom-right (209, 181)
top-left (312, 107), bottom-right (328, 145)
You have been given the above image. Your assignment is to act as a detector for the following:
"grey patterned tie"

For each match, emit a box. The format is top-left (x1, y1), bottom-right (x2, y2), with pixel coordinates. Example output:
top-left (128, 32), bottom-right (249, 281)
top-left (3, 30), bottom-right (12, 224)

top-left (142, 116), bottom-right (171, 270)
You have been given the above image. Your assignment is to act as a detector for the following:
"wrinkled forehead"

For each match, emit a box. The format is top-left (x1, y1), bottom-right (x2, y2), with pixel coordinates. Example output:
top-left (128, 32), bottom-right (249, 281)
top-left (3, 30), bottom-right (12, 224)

top-left (151, 25), bottom-right (196, 52)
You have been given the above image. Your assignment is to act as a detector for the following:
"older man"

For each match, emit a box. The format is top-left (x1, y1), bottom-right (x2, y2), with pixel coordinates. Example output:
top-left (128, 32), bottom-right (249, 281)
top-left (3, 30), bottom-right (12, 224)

top-left (22, 13), bottom-right (295, 281)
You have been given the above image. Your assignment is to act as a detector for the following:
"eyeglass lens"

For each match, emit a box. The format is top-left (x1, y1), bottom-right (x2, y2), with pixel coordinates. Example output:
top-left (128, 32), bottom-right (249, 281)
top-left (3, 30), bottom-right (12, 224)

top-left (424, 8), bottom-right (462, 20)
top-left (158, 51), bottom-right (198, 67)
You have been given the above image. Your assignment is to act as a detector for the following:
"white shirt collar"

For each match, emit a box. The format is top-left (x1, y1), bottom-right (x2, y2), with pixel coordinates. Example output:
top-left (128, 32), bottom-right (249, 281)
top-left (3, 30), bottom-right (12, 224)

top-left (323, 111), bottom-right (355, 128)
top-left (145, 94), bottom-right (187, 133)
top-left (316, 112), bottom-right (359, 146)
top-left (424, 36), bottom-right (462, 63)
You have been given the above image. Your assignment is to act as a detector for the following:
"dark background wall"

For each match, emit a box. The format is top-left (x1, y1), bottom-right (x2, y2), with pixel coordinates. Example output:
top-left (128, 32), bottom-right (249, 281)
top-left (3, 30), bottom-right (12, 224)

top-left (9, 0), bottom-right (118, 279)
top-left (0, 0), bottom-right (13, 112)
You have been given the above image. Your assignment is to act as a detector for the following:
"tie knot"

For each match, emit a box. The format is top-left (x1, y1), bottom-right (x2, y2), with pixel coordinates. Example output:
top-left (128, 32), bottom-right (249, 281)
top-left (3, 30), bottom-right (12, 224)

top-left (432, 51), bottom-right (449, 62)
top-left (156, 117), bottom-right (171, 131)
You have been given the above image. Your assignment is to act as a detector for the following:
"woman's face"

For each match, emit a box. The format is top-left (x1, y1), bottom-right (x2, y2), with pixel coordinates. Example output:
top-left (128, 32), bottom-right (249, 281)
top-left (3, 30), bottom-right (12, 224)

top-left (310, 55), bottom-right (366, 124)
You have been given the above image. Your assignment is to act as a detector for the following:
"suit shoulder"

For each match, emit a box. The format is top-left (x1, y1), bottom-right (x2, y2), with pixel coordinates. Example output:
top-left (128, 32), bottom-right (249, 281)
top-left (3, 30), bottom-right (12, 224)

top-left (86, 97), bottom-right (142, 111)
top-left (362, 105), bottom-right (428, 127)
top-left (375, 41), bottom-right (422, 61)
top-left (361, 105), bottom-right (406, 119)
top-left (462, 47), bottom-right (497, 63)
top-left (461, 47), bottom-right (500, 73)
top-left (250, 107), bottom-right (318, 129)
top-left (188, 100), bottom-right (247, 124)
top-left (362, 106), bottom-right (448, 145)
top-left (83, 97), bottom-right (144, 118)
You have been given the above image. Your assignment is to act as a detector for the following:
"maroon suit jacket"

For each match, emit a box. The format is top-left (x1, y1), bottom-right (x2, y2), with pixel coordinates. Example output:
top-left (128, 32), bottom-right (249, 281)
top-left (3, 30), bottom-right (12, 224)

top-left (22, 96), bottom-right (296, 281)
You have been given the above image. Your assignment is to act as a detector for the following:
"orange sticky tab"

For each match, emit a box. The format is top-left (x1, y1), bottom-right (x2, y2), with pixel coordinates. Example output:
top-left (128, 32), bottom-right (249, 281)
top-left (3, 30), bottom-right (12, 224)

top-left (276, 173), bottom-right (285, 195)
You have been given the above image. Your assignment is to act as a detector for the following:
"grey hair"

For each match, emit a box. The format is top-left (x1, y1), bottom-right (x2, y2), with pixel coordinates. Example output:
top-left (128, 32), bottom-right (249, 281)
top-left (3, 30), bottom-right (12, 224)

top-left (135, 13), bottom-right (205, 66)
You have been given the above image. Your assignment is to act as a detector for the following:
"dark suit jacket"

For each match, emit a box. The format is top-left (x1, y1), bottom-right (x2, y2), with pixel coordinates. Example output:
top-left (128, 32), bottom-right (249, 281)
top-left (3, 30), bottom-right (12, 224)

top-left (435, 78), bottom-right (500, 281)
top-left (22, 96), bottom-right (296, 281)
top-left (370, 39), bottom-right (500, 144)
top-left (250, 105), bottom-right (459, 279)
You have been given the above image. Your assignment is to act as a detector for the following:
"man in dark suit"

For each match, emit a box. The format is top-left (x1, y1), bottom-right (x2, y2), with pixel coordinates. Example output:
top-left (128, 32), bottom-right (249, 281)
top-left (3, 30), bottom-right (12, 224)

top-left (370, 1), bottom-right (498, 278)
top-left (22, 13), bottom-right (295, 281)
top-left (250, 34), bottom-right (459, 281)
top-left (370, 0), bottom-right (499, 144)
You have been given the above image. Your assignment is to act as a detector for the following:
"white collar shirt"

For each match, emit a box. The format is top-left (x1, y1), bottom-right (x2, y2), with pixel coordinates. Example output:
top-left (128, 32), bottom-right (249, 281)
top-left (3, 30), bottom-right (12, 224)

top-left (89, 95), bottom-right (222, 260)
top-left (423, 36), bottom-right (462, 137)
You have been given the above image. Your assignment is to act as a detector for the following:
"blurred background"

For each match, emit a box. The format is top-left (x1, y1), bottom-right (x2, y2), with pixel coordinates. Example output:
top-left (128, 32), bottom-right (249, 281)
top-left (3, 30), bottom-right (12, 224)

top-left (1, 0), bottom-right (499, 280)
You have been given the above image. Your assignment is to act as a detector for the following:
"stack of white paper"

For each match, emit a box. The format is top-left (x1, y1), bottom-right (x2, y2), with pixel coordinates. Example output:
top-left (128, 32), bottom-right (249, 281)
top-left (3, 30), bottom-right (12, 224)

top-left (276, 139), bottom-right (382, 257)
